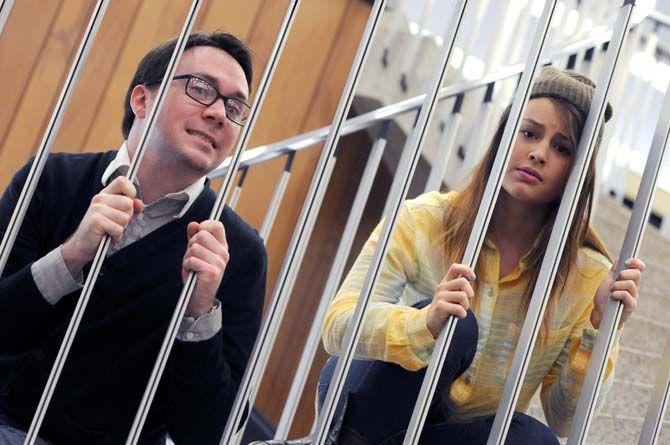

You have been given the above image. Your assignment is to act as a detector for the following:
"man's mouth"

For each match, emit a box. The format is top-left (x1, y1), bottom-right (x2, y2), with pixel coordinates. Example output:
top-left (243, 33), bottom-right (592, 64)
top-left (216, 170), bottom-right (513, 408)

top-left (186, 129), bottom-right (217, 149)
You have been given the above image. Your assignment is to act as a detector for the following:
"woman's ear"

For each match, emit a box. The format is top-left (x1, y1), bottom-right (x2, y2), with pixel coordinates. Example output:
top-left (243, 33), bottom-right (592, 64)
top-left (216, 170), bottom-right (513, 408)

top-left (129, 85), bottom-right (152, 120)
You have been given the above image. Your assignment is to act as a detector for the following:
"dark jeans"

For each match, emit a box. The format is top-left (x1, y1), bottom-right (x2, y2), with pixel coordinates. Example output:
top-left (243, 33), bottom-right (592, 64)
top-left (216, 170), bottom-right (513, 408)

top-left (317, 301), bottom-right (558, 445)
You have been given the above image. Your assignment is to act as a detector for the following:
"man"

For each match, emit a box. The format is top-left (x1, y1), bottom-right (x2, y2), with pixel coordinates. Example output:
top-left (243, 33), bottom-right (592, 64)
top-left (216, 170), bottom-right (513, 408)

top-left (0, 32), bottom-right (267, 445)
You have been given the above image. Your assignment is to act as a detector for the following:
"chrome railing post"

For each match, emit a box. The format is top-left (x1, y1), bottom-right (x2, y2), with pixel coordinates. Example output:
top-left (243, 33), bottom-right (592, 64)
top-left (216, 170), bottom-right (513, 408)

top-left (0, 0), bottom-right (14, 37)
top-left (571, 73), bottom-right (670, 445)
top-left (312, 2), bottom-right (468, 443)
top-left (0, 0), bottom-right (110, 277)
top-left (228, 167), bottom-right (249, 211)
top-left (274, 122), bottom-right (390, 440)
top-left (219, 1), bottom-right (388, 443)
top-left (24, 2), bottom-right (201, 443)
top-left (487, 2), bottom-right (635, 443)
top-left (259, 152), bottom-right (294, 241)
top-left (424, 94), bottom-right (463, 193)
top-left (122, 2), bottom-right (303, 443)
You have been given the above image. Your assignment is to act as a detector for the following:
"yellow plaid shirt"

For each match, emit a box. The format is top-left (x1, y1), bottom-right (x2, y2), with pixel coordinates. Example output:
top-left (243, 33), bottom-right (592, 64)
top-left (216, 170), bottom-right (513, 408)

top-left (322, 191), bottom-right (618, 435)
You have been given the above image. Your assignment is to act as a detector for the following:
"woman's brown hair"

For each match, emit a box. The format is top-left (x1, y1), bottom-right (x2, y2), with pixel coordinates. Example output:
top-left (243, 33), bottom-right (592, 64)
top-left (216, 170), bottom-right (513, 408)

top-left (442, 97), bottom-right (611, 344)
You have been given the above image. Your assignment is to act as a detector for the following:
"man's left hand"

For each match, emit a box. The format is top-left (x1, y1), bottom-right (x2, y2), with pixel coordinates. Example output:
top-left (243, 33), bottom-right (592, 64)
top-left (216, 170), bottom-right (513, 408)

top-left (182, 220), bottom-right (229, 318)
top-left (591, 257), bottom-right (646, 329)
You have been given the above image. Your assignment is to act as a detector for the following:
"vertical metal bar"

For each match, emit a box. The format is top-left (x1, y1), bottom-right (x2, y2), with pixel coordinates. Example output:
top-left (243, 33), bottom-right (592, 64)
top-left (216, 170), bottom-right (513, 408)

top-left (640, 334), bottom-right (670, 444)
top-left (0, 0), bottom-right (14, 37)
top-left (313, 2), bottom-right (468, 444)
top-left (124, 2), bottom-right (302, 444)
top-left (274, 123), bottom-right (389, 440)
top-left (462, 82), bottom-right (496, 175)
top-left (424, 94), bottom-right (463, 193)
top-left (228, 167), bottom-right (249, 211)
top-left (488, 3), bottom-right (635, 444)
top-left (571, 75), bottom-right (670, 445)
top-left (259, 152), bottom-right (294, 241)
top-left (404, 3), bottom-right (559, 444)
top-left (219, 1), bottom-right (388, 443)
top-left (0, 0), bottom-right (110, 277)
top-left (24, 2), bottom-right (201, 443)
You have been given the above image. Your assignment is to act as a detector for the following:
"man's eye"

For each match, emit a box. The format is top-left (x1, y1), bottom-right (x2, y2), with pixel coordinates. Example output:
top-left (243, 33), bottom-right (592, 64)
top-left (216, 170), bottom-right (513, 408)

top-left (225, 101), bottom-right (242, 117)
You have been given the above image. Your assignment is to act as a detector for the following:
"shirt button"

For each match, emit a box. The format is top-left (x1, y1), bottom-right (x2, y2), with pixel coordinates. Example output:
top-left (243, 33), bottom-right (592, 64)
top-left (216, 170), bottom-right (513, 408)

top-left (137, 213), bottom-right (144, 221)
top-left (185, 332), bottom-right (195, 340)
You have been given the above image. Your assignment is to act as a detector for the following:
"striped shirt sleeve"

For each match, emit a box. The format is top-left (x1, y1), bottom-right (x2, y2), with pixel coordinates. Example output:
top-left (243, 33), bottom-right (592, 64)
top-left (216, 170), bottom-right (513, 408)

top-left (321, 202), bottom-right (436, 371)
top-left (540, 265), bottom-right (620, 436)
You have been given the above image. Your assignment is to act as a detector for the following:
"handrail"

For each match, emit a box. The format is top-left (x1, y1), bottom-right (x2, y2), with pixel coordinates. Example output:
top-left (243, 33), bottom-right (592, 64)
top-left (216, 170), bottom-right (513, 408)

top-left (208, 14), bottom-right (655, 180)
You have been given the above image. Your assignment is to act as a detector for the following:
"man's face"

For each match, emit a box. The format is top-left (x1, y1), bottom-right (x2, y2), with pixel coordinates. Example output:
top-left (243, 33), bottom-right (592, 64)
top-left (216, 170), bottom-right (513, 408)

top-left (141, 46), bottom-right (250, 175)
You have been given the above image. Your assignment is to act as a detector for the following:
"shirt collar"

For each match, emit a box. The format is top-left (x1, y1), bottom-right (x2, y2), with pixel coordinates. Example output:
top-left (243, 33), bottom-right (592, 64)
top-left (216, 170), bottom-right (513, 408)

top-left (101, 142), bottom-right (206, 218)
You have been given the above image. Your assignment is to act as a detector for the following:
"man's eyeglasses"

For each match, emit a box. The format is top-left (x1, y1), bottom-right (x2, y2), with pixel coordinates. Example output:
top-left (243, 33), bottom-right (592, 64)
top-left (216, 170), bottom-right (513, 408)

top-left (147, 74), bottom-right (251, 126)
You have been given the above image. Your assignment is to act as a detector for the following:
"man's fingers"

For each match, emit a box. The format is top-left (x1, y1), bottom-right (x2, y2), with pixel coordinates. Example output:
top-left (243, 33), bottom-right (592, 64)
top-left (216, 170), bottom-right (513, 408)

top-left (104, 176), bottom-right (137, 198)
top-left (186, 243), bottom-right (226, 270)
top-left (187, 222), bottom-right (200, 240)
top-left (445, 263), bottom-right (476, 281)
top-left (188, 228), bottom-right (228, 257)
top-left (133, 198), bottom-right (145, 215)
top-left (198, 220), bottom-right (227, 244)
top-left (95, 205), bottom-right (132, 228)
top-left (93, 194), bottom-right (135, 215)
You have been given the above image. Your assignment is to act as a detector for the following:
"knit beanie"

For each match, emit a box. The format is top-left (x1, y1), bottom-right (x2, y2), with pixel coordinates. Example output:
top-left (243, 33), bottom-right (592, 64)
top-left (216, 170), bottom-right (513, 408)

top-left (530, 66), bottom-right (613, 123)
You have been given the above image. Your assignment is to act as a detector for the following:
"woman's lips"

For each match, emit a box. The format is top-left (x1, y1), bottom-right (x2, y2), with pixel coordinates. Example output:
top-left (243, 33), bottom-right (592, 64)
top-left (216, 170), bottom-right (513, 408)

top-left (515, 167), bottom-right (542, 183)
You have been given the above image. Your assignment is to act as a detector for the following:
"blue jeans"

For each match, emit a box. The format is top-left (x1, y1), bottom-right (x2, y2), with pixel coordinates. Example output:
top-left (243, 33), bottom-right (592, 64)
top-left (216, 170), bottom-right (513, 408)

top-left (317, 302), bottom-right (558, 445)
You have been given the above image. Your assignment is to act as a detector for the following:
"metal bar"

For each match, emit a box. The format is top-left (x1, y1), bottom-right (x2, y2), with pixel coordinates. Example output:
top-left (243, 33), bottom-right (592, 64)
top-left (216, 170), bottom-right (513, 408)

top-left (274, 123), bottom-right (389, 440)
top-left (640, 334), bottom-right (670, 444)
top-left (488, 3), bottom-right (635, 444)
top-left (24, 2), bottom-right (199, 443)
top-left (219, 1), bottom-right (388, 443)
top-left (405, 2), bottom-right (559, 444)
top-left (124, 2), bottom-right (302, 444)
top-left (0, 0), bottom-right (110, 277)
top-left (313, 2), bottom-right (468, 444)
top-left (259, 153), bottom-right (294, 241)
top-left (572, 75), bottom-right (670, 444)
top-left (462, 83), bottom-right (496, 175)
top-left (208, 28), bottom-right (616, 180)
top-left (228, 167), bottom-right (249, 211)
top-left (424, 94), bottom-right (463, 193)
top-left (0, 0), bottom-right (15, 37)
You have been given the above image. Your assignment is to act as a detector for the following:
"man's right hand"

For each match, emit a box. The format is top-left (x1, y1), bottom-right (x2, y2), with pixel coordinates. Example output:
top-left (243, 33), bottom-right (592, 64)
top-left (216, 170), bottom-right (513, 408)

top-left (426, 263), bottom-right (476, 338)
top-left (61, 177), bottom-right (144, 276)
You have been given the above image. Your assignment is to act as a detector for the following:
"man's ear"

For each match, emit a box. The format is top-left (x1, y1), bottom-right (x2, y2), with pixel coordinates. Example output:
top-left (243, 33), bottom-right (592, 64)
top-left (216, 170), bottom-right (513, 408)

top-left (129, 84), bottom-right (153, 120)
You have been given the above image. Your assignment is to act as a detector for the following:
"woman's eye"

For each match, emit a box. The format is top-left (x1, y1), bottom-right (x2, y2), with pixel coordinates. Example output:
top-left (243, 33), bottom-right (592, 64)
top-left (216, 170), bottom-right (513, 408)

top-left (554, 144), bottom-right (572, 155)
top-left (521, 130), bottom-right (535, 139)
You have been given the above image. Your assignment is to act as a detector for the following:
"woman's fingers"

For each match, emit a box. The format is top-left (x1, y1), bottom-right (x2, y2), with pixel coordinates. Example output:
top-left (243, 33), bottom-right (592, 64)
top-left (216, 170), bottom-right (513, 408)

top-left (445, 263), bottom-right (477, 281)
top-left (435, 290), bottom-right (470, 311)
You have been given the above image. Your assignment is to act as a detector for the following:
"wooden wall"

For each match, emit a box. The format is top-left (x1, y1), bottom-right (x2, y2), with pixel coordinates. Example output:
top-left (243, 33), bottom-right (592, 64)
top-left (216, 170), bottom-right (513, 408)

top-left (0, 0), bottom-right (373, 438)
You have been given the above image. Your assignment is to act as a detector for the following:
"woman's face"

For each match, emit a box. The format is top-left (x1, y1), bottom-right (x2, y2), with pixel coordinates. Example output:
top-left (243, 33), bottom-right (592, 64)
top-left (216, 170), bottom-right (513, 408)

top-left (501, 98), bottom-right (576, 206)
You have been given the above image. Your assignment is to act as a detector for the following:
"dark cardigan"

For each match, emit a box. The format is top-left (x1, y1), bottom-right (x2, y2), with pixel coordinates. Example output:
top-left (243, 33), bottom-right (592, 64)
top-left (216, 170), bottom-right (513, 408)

top-left (0, 151), bottom-right (267, 445)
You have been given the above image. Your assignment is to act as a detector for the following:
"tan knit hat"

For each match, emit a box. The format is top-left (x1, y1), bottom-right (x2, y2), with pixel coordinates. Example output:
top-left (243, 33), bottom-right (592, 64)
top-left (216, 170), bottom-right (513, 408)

top-left (530, 66), bottom-right (613, 123)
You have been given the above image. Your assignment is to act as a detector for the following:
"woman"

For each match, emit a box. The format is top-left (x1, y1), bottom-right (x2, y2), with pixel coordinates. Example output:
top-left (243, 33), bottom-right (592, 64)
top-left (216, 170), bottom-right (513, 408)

top-left (261, 68), bottom-right (646, 445)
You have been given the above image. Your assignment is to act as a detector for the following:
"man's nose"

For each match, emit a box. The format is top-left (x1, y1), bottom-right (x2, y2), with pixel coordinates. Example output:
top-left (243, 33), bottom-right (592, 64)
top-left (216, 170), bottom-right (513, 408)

top-left (203, 97), bottom-right (227, 127)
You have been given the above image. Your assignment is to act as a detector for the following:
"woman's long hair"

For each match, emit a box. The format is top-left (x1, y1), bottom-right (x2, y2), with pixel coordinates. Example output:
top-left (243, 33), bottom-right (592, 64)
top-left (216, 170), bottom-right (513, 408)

top-left (442, 97), bottom-right (611, 344)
